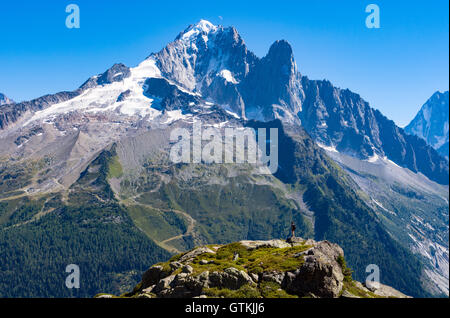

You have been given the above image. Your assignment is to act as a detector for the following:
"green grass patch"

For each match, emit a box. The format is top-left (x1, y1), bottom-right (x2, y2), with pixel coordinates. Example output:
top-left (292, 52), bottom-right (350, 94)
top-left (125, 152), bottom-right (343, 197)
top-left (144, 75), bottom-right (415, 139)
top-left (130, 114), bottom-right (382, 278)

top-left (205, 285), bottom-right (261, 298)
top-left (186, 242), bottom-right (310, 276)
top-left (259, 281), bottom-right (298, 298)
top-left (107, 155), bottom-right (123, 179)
top-left (126, 205), bottom-right (186, 242)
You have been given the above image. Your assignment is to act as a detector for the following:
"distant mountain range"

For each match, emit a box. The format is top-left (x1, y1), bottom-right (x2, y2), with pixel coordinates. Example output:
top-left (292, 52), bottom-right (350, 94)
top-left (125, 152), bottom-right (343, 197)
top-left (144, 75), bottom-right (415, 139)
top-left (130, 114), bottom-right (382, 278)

top-left (0, 20), bottom-right (448, 298)
top-left (405, 91), bottom-right (449, 159)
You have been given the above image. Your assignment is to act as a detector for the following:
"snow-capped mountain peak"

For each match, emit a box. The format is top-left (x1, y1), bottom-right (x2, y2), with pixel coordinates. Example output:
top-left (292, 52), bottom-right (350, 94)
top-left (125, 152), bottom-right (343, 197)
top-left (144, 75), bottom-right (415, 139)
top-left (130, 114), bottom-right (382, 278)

top-left (155, 20), bottom-right (257, 99)
top-left (179, 19), bottom-right (218, 42)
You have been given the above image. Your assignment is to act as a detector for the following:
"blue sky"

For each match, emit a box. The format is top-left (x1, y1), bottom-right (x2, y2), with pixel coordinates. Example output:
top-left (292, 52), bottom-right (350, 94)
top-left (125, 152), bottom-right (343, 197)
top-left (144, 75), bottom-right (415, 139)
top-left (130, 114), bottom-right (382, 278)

top-left (0, 0), bottom-right (448, 126)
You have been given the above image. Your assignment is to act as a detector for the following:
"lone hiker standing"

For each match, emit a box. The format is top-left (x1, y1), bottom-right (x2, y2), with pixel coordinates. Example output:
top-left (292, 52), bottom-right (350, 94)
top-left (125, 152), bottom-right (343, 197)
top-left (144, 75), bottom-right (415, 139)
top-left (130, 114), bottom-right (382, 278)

top-left (291, 221), bottom-right (296, 238)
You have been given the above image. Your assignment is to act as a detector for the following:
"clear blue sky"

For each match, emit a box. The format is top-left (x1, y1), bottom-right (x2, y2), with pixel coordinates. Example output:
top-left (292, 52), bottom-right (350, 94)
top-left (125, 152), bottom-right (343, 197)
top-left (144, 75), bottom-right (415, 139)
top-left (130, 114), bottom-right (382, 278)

top-left (0, 0), bottom-right (448, 126)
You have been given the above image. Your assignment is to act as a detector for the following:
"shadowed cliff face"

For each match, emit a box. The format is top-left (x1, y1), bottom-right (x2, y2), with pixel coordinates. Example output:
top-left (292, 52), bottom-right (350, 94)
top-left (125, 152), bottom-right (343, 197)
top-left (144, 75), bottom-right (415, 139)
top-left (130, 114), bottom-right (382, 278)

top-left (239, 40), bottom-right (303, 121)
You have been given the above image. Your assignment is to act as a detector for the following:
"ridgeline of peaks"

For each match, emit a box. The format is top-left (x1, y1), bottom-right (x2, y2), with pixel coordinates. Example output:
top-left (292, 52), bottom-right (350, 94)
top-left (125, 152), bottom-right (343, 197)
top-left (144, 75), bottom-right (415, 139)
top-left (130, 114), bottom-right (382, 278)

top-left (405, 91), bottom-right (449, 158)
top-left (152, 20), bottom-right (448, 184)
top-left (153, 22), bottom-right (301, 120)
top-left (3, 20), bottom-right (444, 183)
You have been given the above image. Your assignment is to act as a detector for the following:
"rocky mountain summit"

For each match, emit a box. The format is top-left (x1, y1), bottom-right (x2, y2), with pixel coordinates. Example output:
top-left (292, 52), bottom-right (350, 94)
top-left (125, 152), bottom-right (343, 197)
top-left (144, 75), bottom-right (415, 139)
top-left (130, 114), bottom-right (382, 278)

top-left (0, 93), bottom-right (14, 106)
top-left (405, 91), bottom-right (449, 158)
top-left (97, 239), bottom-right (409, 299)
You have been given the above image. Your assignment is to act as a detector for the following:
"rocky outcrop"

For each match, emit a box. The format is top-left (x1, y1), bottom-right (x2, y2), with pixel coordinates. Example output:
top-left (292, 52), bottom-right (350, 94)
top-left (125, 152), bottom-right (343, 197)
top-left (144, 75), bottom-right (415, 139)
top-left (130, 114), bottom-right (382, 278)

top-left (364, 282), bottom-right (410, 298)
top-left (104, 239), bottom-right (409, 299)
top-left (282, 240), bottom-right (345, 297)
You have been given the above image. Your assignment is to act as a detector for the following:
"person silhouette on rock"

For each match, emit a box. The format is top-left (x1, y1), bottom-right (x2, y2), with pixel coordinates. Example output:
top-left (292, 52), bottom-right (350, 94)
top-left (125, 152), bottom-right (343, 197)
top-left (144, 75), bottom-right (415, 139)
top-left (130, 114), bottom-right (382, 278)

top-left (291, 221), bottom-right (296, 238)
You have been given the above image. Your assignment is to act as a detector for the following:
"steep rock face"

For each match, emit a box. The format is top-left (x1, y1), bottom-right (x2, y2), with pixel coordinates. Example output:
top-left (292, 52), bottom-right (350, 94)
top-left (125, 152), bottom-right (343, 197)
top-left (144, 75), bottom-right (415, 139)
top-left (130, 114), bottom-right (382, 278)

top-left (405, 91), bottom-right (449, 158)
top-left (239, 40), bottom-right (303, 122)
top-left (299, 79), bottom-right (381, 158)
top-left (0, 93), bottom-right (14, 106)
top-left (157, 21), bottom-right (257, 87)
top-left (143, 77), bottom-right (201, 111)
top-left (153, 20), bottom-right (257, 116)
top-left (152, 22), bottom-right (302, 121)
top-left (205, 75), bottom-right (244, 115)
top-left (104, 239), bottom-right (409, 299)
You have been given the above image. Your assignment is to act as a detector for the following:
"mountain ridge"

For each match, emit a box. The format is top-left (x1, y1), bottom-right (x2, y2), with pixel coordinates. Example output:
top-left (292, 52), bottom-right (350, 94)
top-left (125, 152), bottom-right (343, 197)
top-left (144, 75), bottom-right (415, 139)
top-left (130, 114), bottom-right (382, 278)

top-left (0, 20), bottom-right (447, 187)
